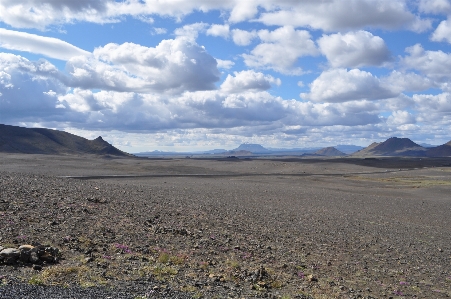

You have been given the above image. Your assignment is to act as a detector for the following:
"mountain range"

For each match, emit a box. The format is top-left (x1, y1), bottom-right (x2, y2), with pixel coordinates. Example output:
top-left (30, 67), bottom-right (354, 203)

top-left (0, 124), bottom-right (131, 156)
top-left (351, 137), bottom-right (451, 157)
top-left (1, 124), bottom-right (451, 157)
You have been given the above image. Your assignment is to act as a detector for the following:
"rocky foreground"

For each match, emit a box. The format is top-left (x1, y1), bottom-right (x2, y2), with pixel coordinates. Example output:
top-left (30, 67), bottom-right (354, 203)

top-left (1, 157), bottom-right (451, 298)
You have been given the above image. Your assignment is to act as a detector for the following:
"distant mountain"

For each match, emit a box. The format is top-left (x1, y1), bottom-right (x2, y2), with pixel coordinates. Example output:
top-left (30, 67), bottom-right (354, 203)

top-left (222, 150), bottom-right (253, 156)
top-left (334, 145), bottom-right (364, 154)
top-left (203, 149), bottom-right (227, 154)
top-left (352, 137), bottom-right (426, 157)
top-left (314, 147), bottom-right (346, 156)
top-left (0, 124), bottom-right (131, 156)
top-left (419, 143), bottom-right (438, 148)
top-left (425, 140), bottom-right (451, 157)
top-left (233, 143), bottom-right (271, 153)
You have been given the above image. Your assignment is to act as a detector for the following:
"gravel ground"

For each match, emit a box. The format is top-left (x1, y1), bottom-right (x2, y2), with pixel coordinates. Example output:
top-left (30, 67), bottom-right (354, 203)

top-left (1, 154), bottom-right (451, 298)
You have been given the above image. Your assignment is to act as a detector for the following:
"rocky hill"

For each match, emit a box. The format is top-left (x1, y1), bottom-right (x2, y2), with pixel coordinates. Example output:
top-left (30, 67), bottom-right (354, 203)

top-left (233, 143), bottom-right (271, 153)
top-left (314, 147), bottom-right (346, 156)
top-left (351, 137), bottom-right (451, 157)
top-left (425, 140), bottom-right (451, 157)
top-left (352, 137), bottom-right (427, 157)
top-left (0, 124), bottom-right (131, 156)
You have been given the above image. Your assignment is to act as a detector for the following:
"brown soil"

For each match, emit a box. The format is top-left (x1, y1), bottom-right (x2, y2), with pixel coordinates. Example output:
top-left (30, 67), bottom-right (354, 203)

top-left (1, 154), bottom-right (451, 298)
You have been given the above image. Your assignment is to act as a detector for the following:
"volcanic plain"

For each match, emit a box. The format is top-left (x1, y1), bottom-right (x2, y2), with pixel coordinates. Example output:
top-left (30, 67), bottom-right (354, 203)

top-left (1, 154), bottom-right (451, 298)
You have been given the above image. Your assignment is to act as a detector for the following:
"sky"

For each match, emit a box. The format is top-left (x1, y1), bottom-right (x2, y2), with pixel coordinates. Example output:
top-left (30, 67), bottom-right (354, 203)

top-left (1, 0), bottom-right (451, 152)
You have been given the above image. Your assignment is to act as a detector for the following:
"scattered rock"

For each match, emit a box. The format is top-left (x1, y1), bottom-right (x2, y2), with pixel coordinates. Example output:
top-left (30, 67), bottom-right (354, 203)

top-left (0, 248), bottom-right (20, 264)
top-left (0, 244), bottom-right (60, 265)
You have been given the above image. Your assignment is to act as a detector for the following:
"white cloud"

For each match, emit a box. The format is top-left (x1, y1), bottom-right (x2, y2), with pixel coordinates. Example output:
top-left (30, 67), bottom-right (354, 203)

top-left (229, 1), bottom-right (260, 23)
top-left (216, 59), bottom-right (235, 69)
top-left (387, 110), bottom-right (416, 126)
top-left (418, 0), bottom-right (451, 15)
top-left (0, 0), bottom-right (113, 30)
top-left (431, 18), bottom-right (451, 43)
top-left (206, 24), bottom-right (230, 39)
top-left (0, 29), bottom-right (90, 61)
top-left (381, 71), bottom-right (434, 93)
top-left (0, 0), bottom-right (432, 35)
top-left (413, 93), bottom-right (451, 125)
top-left (301, 68), bottom-right (398, 103)
top-left (243, 26), bottom-right (318, 75)
top-left (401, 44), bottom-right (451, 83)
top-left (152, 27), bottom-right (168, 35)
top-left (174, 23), bottom-right (208, 40)
top-left (318, 31), bottom-right (391, 68)
top-left (256, 0), bottom-right (431, 32)
top-left (220, 70), bottom-right (281, 93)
top-left (231, 29), bottom-right (257, 46)
top-left (414, 92), bottom-right (451, 114)
top-left (0, 53), bottom-right (68, 122)
top-left (0, 52), bottom-right (382, 133)
top-left (66, 38), bottom-right (220, 93)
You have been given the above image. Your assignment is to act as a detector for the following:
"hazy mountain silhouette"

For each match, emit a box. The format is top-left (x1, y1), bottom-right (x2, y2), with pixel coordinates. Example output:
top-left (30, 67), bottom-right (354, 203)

top-left (425, 140), bottom-right (451, 157)
top-left (0, 124), bottom-right (131, 156)
top-left (233, 143), bottom-right (271, 153)
top-left (314, 147), bottom-right (346, 156)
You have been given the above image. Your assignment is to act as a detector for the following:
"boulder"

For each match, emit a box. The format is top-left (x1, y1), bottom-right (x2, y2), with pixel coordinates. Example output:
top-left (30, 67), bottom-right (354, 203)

top-left (0, 248), bottom-right (20, 264)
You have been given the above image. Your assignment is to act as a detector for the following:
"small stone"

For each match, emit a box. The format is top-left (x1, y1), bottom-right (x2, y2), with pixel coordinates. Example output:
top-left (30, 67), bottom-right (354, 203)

top-left (0, 248), bottom-right (20, 264)
top-left (29, 252), bottom-right (41, 264)
top-left (85, 257), bottom-right (94, 263)
top-left (19, 250), bottom-right (31, 263)
top-left (19, 245), bottom-right (34, 251)
top-left (32, 264), bottom-right (42, 271)
top-left (307, 274), bottom-right (318, 282)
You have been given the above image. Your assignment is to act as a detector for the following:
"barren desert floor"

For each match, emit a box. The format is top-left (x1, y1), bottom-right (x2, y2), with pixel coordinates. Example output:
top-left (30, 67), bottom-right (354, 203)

top-left (1, 154), bottom-right (451, 298)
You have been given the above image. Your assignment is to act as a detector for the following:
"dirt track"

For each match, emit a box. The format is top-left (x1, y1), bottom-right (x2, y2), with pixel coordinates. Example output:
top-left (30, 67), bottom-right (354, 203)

top-left (1, 154), bottom-right (451, 298)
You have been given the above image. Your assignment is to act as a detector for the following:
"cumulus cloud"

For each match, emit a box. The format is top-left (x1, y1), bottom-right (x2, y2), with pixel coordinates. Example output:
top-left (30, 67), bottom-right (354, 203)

top-left (301, 69), bottom-right (397, 103)
top-left (0, 53), bottom-right (68, 122)
top-left (414, 92), bottom-right (451, 114)
top-left (401, 44), bottom-right (451, 83)
top-left (318, 31), bottom-right (391, 68)
top-left (174, 23), bottom-right (208, 40)
top-left (216, 59), bottom-right (235, 69)
top-left (386, 110), bottom-right (416, 126)
top-left (220, 70), bottom-right (281, 93)
top-left (418, 0), bottom-right (451, 14)
top-left (0, 0), bottom-right (112, 30)
top-left (256, 0), bottom-right (431, 32)
top-left (0, 52), bottom-right (382, 132)
top-left (206, 24), bottom-right (230, 39)
top-left (66, 38), bottom-right (220, 93)
top-left (381, 71), bottom-right (434, 93)
top-left (243, 26), bottom-right (318, 75)
top-left (0, 0), bottom-right (432, 35)
top-left (413, 93), bottom-right (451, 126)
top-left (431, 18), bottom-right (451, 43)
top-left (231, 29), bottom-right (257, 46)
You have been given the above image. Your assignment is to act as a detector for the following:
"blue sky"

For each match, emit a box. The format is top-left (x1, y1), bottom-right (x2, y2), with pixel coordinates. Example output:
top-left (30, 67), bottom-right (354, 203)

top-left (1, 0), bottom-right (451, 152)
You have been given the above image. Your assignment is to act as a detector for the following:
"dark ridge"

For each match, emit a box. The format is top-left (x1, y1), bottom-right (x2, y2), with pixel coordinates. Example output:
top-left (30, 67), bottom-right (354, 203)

top-left (0, 124), bottom-right (132, 156)
top-left (372, 137), bottom-right (422, 153)
top-left (426, 141), bottom-right (451, 157)
top-left (314, 147), bottom-right (346, 156)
